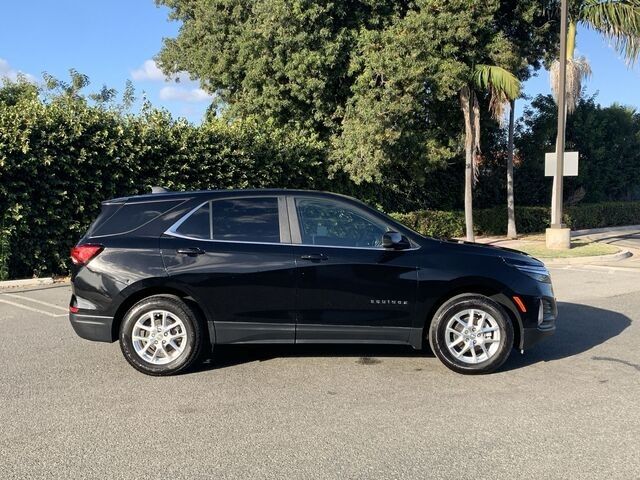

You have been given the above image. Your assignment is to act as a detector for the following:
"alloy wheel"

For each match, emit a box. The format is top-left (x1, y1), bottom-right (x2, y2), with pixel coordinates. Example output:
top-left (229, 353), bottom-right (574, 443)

top-left (444, 308), bottom-right (501, 364)
top-left (131, 310), bottom-right (187, 365)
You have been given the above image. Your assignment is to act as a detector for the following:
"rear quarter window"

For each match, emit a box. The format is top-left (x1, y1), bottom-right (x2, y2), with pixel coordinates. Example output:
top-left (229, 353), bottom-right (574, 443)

top-left (92, 200), bottom-right (182, 236)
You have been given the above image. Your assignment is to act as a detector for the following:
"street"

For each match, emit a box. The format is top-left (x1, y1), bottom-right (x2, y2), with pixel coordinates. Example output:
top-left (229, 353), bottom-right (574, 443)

top-left (1, 262), bottom-right (639, 479)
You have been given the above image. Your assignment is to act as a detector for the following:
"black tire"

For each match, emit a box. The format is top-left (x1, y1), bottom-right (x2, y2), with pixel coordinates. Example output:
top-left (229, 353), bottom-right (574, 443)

top-left (119, 295), bottom-right (204, 376)
top-left (428, 294), bottom-right (514, 374)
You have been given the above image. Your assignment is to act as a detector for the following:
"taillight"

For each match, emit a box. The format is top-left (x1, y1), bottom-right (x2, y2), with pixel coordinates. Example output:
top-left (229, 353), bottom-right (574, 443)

top-left (70, 244), bottom-right (104, 265)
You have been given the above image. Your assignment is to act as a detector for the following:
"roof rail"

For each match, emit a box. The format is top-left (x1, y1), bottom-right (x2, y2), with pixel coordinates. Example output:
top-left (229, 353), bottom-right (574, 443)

top-left (151, 186), bottom-right (169, 194)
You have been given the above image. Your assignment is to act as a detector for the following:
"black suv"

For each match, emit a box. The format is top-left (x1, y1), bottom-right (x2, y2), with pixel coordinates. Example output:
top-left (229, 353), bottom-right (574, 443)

top-left (69, 189), bottom-right (556, 375)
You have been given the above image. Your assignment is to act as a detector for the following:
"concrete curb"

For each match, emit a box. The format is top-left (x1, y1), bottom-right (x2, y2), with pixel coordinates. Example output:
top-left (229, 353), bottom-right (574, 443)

top-left (0, 277), bottom-right (55, 289)
top-left (572, 225), bottom-right (640, 236)
top-left (540, 249), bottom-right (632, 266)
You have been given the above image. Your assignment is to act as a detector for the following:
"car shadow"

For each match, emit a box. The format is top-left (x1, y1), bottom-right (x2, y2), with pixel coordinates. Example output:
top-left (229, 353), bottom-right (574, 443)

top-left (502, 301), bottom-right (631, 371)
top-left (191, 343), bottom-right (431, 373)
top-left (189, 301), bottom-right (630, 374)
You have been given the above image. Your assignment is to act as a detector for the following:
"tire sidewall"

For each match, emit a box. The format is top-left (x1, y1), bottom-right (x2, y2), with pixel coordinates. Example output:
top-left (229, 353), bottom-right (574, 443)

top-left (429, 295), bottom-right (514, 374)
top-left (119, 297), bottom-right (201, 376)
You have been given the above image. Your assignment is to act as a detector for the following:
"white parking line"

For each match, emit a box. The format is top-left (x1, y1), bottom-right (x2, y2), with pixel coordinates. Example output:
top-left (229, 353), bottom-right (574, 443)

top-left (3, 293), bottom-right (68, 311)
top-left (0, 298), bottom-right (67, 317)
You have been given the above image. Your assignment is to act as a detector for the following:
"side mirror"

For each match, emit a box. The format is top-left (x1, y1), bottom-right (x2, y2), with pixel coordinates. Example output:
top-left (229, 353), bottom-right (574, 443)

top-left (382, 231), bottom-right (410, 250)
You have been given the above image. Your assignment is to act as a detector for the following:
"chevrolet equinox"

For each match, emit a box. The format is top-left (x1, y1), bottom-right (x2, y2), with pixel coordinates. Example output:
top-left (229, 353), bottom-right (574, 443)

top-left (69, 189), bottom-right (556, 375)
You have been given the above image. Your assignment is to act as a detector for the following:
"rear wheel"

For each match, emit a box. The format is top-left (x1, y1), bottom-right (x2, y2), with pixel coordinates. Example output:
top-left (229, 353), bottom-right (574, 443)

top-left (429, 294), bottom-right (513, 374)
top-left (119, 295), bottom-right (204, 376)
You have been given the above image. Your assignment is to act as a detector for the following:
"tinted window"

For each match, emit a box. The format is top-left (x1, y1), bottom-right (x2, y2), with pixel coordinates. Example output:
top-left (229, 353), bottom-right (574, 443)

top-left (176, 203), bottom-right (210, 239)
top-left (212, 198), bottom-right (280, 243)
top-left (93, 200), bottom-right (181, 236)
top-left (296, 198), bottom-right (388, 248)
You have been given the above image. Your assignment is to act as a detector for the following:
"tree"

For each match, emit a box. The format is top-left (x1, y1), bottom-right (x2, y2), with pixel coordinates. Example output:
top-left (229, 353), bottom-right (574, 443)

top-left (515, 94), bottom-right (640, 205)
top-left (155, 0), bottom-right (411, 135)
top-left (460, 66), bottom-right (520, 241)
top-left (549, 0), bottom-right (640, 223)
top-left (506, 99), bottom-right (517, 238)
top-left (156, 1), bottom-right (557, 212)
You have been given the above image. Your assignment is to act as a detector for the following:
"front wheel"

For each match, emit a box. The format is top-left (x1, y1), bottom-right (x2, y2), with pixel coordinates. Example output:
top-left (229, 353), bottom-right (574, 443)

top-left (429, 294), bottom-right (514, 374)
top-left (119, 295), bottom-right (204, 376)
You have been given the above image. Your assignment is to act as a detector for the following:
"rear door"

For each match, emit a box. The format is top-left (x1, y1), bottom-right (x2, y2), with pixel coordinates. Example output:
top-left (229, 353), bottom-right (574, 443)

top-left (161, 196), bottom-right (297, 344)
top-left (289, 195), bottom-right (418, 344)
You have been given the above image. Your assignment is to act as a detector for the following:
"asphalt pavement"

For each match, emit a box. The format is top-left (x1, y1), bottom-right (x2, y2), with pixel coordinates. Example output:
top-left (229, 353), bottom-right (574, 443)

top-left (1, 263), bottom-right (639, 479)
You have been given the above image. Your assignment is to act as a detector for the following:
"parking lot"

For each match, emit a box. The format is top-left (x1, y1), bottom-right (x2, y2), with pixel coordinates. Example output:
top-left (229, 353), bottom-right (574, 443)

top-left (1, 264), bottom-right (639, 479)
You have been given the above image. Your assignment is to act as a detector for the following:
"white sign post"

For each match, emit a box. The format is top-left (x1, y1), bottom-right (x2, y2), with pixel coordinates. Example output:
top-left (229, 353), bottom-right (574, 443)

top-left (544, 151), bottom-right (579, 177)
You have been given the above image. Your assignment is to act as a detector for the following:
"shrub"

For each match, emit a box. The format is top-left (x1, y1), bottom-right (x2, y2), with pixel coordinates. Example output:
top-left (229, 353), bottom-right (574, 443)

top-left (565, 202), bottom-right (640, 230)
top-left (0, 91), bottom-right (329, 278)
top-left (391, 202), bottom-right (640, 238)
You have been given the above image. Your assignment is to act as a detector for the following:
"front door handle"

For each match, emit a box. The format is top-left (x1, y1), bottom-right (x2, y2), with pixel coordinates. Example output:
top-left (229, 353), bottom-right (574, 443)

top-left (176, 247), bottom-right (205, 256)
top-left (300, 253), bottom-right (328, 262)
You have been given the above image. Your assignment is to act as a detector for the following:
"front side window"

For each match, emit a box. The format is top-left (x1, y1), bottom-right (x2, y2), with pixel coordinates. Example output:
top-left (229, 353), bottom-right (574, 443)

top-left (295, 198), bottom-right (388, 248)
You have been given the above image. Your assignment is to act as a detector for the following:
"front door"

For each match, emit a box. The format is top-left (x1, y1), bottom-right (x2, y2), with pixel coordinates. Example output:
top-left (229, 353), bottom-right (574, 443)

top-left (161, 196), bottom-right (297, 343)
top-left (289, 196), bottom-right (418, 344)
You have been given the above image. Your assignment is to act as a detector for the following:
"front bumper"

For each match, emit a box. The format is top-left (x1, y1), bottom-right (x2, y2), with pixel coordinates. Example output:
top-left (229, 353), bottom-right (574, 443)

top-left (521, 324), bottom-right (556, 349)
top-left (69, 312), bottom-right (114, 342)
top-left (520, 296), bottom-right (557, 349)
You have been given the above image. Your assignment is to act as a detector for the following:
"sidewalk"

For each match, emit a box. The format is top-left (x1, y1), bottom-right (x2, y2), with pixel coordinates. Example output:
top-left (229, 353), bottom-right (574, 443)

top-left (468, 226), bottom-right (640, 266)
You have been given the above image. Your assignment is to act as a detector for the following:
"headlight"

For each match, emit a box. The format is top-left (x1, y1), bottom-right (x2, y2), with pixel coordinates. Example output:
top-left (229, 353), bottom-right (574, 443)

top-left (503, 258), bottom-right (551, 283)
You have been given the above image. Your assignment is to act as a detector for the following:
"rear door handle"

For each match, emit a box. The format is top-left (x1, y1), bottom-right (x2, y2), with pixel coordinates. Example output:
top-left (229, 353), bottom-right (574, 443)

top-left (176, 247), bottom-right (205, 256)
top-left (300, 253), bottom-right (328, 262)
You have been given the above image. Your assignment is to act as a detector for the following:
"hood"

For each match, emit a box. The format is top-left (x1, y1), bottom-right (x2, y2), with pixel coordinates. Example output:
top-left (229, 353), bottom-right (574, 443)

top-left (437, 238), bottom-right (544, 266)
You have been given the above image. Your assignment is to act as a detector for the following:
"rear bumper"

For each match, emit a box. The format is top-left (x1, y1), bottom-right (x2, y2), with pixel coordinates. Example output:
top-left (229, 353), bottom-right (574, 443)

top-left (69, 312), bottom-right (115, 342)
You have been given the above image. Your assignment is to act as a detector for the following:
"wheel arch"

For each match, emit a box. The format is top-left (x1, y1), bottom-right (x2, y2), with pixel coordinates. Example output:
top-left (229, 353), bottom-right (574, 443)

top-left (411, 280), bottom-right (523, 351)
top-left (111, 282), bottom-right (214, 347)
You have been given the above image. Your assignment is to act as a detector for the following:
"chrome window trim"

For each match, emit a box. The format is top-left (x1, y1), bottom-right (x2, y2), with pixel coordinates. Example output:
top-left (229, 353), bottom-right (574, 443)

top-left (165, 201), bottom-right (210, 237)
top-left (165, 229), bottom-right (419, 251)
top-left (164, 195), bottom-right (421, 251)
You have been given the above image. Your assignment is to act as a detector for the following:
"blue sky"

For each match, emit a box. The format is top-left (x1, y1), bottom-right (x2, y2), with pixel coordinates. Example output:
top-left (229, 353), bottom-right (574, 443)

top-left (1, 1), bottom-right (639, 123)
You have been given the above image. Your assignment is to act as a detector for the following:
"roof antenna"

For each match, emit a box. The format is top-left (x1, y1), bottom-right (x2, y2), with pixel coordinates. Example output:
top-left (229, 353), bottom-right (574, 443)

top-left (151, 186), bottom-right (169, 194)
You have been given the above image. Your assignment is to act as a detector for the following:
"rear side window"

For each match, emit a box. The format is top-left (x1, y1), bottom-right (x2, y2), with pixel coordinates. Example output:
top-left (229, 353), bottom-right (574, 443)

top-left (93, 200), bottom-right (182, 236)
top-left (212, 198), bottom-right (280, 243)
top-left (175, 203), bottom-right (210, 239)
top-left (171, 197), bottom-right (281, 243)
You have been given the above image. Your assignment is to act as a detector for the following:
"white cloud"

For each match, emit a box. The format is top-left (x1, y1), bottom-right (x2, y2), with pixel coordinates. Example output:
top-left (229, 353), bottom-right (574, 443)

top-left (130, 59), bottom-right (191, 83)
top-left (159, 85), bottom-right (213, 103)
top-left (131, 59), bottom-right (212, 107)
top-left (131, 59), bottom-right (166, 81)
top-left (0, 58), bottom-right (35, 82)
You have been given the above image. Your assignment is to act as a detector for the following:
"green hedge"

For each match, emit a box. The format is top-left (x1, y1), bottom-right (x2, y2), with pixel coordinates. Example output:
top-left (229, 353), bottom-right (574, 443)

top-left (0, 89), bottom-right (330, 278)
top-left (391, 202), bottom-right (640, 238)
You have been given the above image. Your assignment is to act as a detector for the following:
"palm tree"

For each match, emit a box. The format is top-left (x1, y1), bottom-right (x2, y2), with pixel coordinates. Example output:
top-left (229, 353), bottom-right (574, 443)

top-left (460, 65), bottom-right (521, 241)
top-left (549, 0), bottom-right (640, 224)
top-left (506, 99), bottom-right (517, 239)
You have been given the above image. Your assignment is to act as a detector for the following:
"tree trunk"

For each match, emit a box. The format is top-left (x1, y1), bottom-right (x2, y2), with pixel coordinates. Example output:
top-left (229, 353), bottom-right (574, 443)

top-left (460, 86), bottom-right (475, 242)
top-left (506, 99), bottom-right (517, 239)
top-left (551, 21), bottom-right (576, 226)
top-left (551, 101), bottom-right (568, 226)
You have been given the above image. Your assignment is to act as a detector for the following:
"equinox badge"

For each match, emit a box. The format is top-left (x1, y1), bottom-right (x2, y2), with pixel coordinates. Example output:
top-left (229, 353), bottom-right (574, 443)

top-left (370, 299), bottom-right (409, 305)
